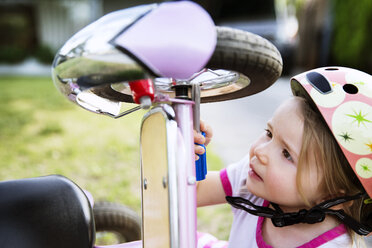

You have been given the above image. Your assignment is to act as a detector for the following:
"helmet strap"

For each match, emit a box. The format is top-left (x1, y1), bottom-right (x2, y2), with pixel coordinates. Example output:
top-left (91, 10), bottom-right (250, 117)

top-left (226, 192), bottom-right (371, 236)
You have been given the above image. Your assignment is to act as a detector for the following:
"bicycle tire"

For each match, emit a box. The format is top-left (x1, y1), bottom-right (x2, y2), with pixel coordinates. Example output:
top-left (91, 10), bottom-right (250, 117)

top-left (202, 26), bottom-right (283, 103)
top-left (93, 201), bottom-right (141, 243)
top-left (91, 26), bottom-right (282, 103)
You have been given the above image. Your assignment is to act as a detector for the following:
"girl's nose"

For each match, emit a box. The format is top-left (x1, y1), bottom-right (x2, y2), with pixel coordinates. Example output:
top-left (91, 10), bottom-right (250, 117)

top-left (254, 143), bottom-right (269, 165)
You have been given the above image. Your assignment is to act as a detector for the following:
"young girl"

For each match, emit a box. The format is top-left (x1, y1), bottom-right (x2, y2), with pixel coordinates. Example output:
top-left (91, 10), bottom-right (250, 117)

top-left (195, 67), bottom-right (372, 247)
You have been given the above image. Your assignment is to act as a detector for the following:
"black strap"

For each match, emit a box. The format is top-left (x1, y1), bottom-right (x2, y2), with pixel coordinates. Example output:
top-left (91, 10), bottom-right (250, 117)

top-left (226, 192), bottom-right (371, 236)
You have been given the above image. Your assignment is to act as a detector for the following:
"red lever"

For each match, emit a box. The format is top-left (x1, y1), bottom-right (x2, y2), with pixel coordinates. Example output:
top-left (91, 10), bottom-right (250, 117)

top-left (129, 79), bottom-right (155, 104)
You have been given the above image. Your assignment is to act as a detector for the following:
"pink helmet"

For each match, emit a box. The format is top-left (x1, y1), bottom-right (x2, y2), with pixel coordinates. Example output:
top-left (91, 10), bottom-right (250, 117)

top-left (290, 67), bottom-right (372, 198)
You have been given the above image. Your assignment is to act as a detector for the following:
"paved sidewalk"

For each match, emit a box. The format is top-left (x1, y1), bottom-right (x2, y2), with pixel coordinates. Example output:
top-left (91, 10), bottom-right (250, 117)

top-left (0, 59), bottom-right (51, 76)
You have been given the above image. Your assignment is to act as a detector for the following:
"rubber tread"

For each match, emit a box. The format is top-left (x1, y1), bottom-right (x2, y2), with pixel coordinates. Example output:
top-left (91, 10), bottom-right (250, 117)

top-left (202, 26), bottom-right (283, 102)
top-left (91, 26), bottom-right (283, 103)
top-left (93, 201), bottom-right (141, 242)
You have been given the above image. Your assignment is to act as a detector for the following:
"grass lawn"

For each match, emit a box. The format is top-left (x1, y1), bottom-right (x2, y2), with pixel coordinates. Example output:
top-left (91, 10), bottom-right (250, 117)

top-left (0, 76), bottom-right (232, 241)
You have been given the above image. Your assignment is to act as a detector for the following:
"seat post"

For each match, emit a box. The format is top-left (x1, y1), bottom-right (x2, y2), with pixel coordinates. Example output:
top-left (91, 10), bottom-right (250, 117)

top-left (173, 100), bottom-right (197, 248)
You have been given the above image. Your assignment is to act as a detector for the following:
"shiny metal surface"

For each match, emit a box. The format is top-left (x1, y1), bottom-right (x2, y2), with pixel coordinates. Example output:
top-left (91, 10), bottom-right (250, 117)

top-left (52, 4), bottom-right (157, 116)
top-left (111, 69), bottom-right (250, 103)
top-left (173, 101), bottom-right (197, 248)
top-left (52, 2), bottom-right (251, 118)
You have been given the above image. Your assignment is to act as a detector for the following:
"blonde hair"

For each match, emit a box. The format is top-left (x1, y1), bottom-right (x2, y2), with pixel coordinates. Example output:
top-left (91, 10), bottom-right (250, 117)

top-left (295, 96), bottom-right (368, 243)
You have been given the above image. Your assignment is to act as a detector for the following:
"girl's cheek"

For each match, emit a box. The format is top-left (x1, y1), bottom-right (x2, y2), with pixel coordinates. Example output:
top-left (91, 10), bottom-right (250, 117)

top-left (265, 172), bottom-right (281, 191)
top-left (266, 169), bottom-right (297, 195)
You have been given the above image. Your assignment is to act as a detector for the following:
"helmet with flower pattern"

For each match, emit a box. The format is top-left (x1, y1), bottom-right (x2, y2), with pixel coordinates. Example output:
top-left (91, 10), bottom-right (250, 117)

top-left (291, 66), bottom-right (372, 198)
top-left (290, 67), bottom-right (372, 235)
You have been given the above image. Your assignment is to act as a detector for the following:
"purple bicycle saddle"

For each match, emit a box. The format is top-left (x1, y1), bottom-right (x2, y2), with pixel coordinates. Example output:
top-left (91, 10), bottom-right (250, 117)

top-left (112, 1), bottom-right (216, 79)
top-left (52, 1), bottom-right (216, 115)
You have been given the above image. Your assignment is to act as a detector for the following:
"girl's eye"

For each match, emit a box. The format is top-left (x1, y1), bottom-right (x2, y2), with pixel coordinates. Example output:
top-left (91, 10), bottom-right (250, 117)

top-left (282, 149), bottom-right (293, 162)
top-left (265, 129), bottom-right (272, 138)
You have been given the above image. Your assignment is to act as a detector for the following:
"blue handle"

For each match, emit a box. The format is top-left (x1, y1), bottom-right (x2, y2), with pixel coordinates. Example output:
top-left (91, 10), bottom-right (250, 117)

top-left (195, 132), bottom-right (207, 181)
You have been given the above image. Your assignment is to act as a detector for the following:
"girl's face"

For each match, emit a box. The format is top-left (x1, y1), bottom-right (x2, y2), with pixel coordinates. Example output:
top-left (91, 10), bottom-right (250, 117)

top-left (247, 98), bottom-right (321, 211)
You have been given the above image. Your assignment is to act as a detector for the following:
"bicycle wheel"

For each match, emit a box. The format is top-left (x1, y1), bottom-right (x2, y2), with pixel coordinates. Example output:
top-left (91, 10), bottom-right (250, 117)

top-left (202, 26), bottom-right (282, 102)
top-left (94, 201), bottom-right (141, 244)
top-left (53, 2), bottom-right (284, 115)
top-left (89, 25), bottom-right (283, 104)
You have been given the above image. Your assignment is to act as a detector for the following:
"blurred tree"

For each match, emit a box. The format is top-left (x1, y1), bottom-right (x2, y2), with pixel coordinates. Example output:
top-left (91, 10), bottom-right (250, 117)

top-left (0, 5), bottom-right (36, 63)
top-left (331, 0), bottom-right (372, 73)
top-left (297, 0), bottom-right (372, 73)
top-left (296, 0), bottom-right (330, 69)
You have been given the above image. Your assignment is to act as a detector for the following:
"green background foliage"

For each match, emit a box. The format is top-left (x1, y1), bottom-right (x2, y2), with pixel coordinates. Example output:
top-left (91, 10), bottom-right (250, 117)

top-left (331, 0), bottom-right (372, 72)
top-left (0, 76), bottom-right (232, 241)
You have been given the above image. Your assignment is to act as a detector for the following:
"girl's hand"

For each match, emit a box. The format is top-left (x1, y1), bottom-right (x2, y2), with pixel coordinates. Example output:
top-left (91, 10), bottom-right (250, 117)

top-left (194, 120), bottom-right (213, 160)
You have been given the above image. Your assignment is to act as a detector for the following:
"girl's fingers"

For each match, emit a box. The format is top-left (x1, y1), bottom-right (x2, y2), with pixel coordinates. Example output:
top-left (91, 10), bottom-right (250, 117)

top-left (195, 154), bottom-right (199, 161)
top-left (194, 130), bottom-right (205, 144)
top-left (200, 120), bottom-right (213, 146)
top-left (194, 144), bottom-right (205, 155)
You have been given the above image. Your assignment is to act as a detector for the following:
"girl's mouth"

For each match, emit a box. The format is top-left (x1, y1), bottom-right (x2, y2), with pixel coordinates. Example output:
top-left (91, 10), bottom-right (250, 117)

top-left (248, 165), bottom-right (263, 181)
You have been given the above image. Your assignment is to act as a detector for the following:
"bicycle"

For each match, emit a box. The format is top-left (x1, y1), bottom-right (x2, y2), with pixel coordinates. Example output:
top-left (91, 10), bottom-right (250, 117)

top-left (0, 2), bottom-right (282, 248)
